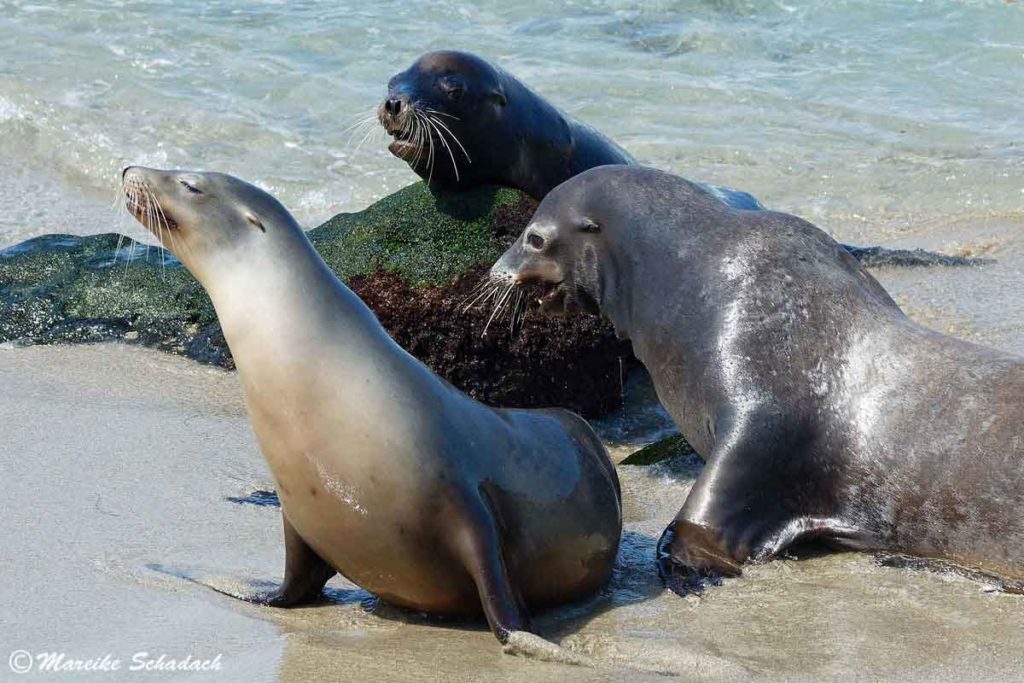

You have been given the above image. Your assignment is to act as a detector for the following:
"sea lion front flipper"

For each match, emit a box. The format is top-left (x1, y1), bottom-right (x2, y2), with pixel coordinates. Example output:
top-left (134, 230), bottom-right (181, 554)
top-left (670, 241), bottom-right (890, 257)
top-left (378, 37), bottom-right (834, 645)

top-left (658, 422), bottom-right (854, 597)
top-left (445, 492), bottom-right (594, 665)
top-left (656, 519), bottom-right (742, 596)
top-left (446, 492), bottom-right (530, 642)
top-left (250, 513), bottom-right (336, 607)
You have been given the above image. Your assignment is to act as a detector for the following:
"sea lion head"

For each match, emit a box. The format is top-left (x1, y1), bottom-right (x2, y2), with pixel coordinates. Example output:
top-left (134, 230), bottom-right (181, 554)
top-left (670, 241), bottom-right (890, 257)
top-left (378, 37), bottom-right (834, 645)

top-left (488, 167), bottom-right (621, 317)
top-left (379, 50), bottom-right (508, 186)
top-left (121, 166), bottom-right (299, 284)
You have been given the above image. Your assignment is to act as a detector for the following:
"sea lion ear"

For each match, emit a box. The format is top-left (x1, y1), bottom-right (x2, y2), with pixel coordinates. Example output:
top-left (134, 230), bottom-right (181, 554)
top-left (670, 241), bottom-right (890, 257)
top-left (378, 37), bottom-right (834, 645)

top-left (579, 218), bottom-right (601, 234)
top-left (245, 211), bottom-right (266, 233)
top-left (491, 84), bottom-right (507, 106)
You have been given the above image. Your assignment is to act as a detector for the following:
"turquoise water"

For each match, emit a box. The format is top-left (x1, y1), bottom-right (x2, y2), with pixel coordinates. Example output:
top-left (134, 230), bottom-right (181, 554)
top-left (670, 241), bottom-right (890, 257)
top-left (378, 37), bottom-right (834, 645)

top-left (0, 0), bottom-right (1022, 246)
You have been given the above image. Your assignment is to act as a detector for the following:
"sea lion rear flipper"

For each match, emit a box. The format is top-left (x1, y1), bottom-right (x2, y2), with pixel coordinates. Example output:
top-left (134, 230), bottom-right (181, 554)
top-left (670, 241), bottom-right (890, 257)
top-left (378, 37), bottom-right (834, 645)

top-left (658, 422), bottom-right (854, 597)
top-left (249, 513), bottom-right (336, 607)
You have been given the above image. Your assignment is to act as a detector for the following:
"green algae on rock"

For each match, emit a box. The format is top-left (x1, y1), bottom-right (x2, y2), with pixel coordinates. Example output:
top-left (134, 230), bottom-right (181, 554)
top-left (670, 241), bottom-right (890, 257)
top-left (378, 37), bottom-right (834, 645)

top-left (620, 434), bottom-right (696, 466)
top-left (0, 183), bottom-right (631, 416)
top-left (310, 183), bottom-right (527, 286)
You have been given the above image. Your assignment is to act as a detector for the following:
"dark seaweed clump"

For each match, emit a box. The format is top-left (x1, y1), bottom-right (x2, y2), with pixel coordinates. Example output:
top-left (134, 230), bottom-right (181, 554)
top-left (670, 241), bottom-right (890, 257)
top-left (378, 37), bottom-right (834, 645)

top-left (0, 183), bottom-right (632, 417)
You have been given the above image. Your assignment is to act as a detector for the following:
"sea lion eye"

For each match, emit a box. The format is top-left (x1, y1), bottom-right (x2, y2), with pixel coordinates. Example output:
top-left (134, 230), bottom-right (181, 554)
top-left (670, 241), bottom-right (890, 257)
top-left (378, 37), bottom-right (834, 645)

top-left (580, 218), bottom-right (601, 234)
top-left (179, 180), bottom-right (202, 194)
top-left (245, 211), bottom-right (266, 233)
top-left (439, 77), bottom-right (464, 100)
top-left (526, 232), bottom-right (545, 250)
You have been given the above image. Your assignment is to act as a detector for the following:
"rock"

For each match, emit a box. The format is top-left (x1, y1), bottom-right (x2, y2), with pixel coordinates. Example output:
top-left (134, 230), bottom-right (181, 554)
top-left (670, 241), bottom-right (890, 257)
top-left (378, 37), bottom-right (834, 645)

top-left (842, 245), bottom-right (992, 268)
top-left (620, 434), bottom-right (695, 466)
top-left (0, 183), bottom-right (632, 417)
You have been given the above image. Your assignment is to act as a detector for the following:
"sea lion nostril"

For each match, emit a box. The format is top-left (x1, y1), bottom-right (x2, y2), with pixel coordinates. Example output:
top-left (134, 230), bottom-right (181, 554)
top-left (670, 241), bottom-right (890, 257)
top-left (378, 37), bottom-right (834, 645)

top-left (385, 98), bottom-right (402, 116)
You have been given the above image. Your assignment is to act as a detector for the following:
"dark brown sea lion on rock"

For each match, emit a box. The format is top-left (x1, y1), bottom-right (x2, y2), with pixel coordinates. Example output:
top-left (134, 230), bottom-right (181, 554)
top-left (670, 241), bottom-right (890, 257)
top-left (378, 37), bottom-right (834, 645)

top-left (379, 50), bottom-right (984, 268)
top-left (490, 165), bottom-right (1024, 595)
top-left (378, 49), bottom-right (763, 211)
top-left (121, 166), bottom-right (622, 660)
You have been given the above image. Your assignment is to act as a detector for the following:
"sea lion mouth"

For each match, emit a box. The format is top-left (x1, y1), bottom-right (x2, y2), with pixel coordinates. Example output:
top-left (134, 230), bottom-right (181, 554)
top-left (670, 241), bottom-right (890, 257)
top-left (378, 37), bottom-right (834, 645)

top-left (380, 105), bottom-right (423, 162)
top-left (388, 137), bottom-right (423, 161)
top-left (536, 280), bottom-right (567, 314)
top-left (378, 104), bottom-right (471, 180)
top-left (123, 181), bottom-right (179, 233)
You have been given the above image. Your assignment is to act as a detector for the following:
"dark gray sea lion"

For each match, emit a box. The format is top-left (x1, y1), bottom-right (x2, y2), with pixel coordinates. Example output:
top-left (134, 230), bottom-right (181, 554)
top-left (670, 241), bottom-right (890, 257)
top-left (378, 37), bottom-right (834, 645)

top-left (489, 165), bottom-right (1024, 594)
top-left (379, 50), bottom-right (983, 268)
top-left (121, 166), bottom-right (622, 658)
top-left (378, 49), bottom-right (762, 210)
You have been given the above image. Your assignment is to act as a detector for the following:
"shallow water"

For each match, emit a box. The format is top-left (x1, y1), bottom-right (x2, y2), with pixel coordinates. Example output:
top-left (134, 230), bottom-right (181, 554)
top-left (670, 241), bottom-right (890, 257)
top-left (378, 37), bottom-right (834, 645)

top-left (1, 0), bottom-right (1022, 245)
top-left (1, 343), bottom-right (1022, 681)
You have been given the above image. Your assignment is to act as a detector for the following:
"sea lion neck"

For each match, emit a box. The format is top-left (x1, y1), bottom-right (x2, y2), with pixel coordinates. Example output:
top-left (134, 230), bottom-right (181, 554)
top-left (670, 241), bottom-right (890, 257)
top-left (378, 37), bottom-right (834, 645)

top-left (597, 214), bottom-right (718, 367)
top-left (207, 227), bottom-right (388, 384)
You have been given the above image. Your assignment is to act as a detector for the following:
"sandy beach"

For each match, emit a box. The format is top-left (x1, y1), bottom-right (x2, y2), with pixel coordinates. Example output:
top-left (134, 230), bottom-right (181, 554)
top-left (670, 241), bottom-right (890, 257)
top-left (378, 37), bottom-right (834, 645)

top-left (2, 287), bottom-right (1023, 681)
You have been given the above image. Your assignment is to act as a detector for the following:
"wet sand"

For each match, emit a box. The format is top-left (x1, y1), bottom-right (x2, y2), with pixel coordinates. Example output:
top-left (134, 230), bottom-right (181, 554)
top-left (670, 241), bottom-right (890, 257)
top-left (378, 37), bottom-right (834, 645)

top-left (2, 317), bottom-right (1023, 680)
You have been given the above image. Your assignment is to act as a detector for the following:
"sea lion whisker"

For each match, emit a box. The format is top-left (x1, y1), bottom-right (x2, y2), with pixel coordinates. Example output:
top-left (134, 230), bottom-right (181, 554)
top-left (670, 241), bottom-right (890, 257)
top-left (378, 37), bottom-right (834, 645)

top-left (131, 180), bottom-right (154, 269)
top-left (514, 287), bottom-right (529, 334)
top-left (423, 110), bottom-right (437, 186)
top-left (341, 111), bottom-right (381, 136)
top-left (461, 278), bottom-right (500, 312)
top-left (149, 185), bottom-right (179, 276)
top-left (143, 185), bottom-right (158, 267)
top-left (118, 180), bottom-right (143, 270)
top-left (405, 114), bottom-right (420, 168)
top-left (463, 282), bottom-right (497, 312)
top-left (482, 284), bottom-right (511, 335)
top-left (345, 118), bottom-right (379, 151)
top-left (353, 118), bottom-right (384, 157)
top-left (124, 190), bottom-right (141, 274)
top-left (121, 177), bottom-right (153, 273)
top-left (426, 114), bottom-right (472, 163)
top-left (341, 118), bottom-right (377, 149)
top-left (479, 280), bottom-right (506, 309)
top-left (110, 177), bottom-right (128, 211)
top-left (410, 113), bottom-right (427, 170)
top-left (483, 283), bottom-right (516, 336)
top-left (423, 107), bottom-right (460, 121)
top-left (405, 111), bottom-right (422, 168)
top-left (143, 184), bottom-right (168, 278)
top-left (495, 285), bottom-right (519, 330)
top-left (112, 181), bottom-right (128, 262)
top-left (464, 274), bottom-right (494, 298)
top-left (425, 116), bottom-right (461, 182)
top-left (414, 112), bottom-right (430, 170)
top-left (509, 288), bottom-right (525, 335)
top-left (464, 276), bottom-right (492, 298)
top-left (142, 181), bottom-right (179, 272)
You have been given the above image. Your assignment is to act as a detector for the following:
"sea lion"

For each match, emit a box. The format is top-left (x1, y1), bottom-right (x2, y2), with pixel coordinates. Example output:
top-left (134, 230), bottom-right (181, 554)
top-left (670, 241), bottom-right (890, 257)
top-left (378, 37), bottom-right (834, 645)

top-left (378, 50), bottom-right (982, 268)
top-left (121, 166), bottom-right (622, 655)
top-left (489, 165), bottom-right (1024, 594)
top-left (378, 49), bottom-right (762, 210)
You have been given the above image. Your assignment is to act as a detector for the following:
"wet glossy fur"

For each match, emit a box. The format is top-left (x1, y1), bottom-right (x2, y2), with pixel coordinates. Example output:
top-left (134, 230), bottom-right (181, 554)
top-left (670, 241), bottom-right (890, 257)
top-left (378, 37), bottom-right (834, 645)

top-left (492, 165), bottom-right (1024, 592)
